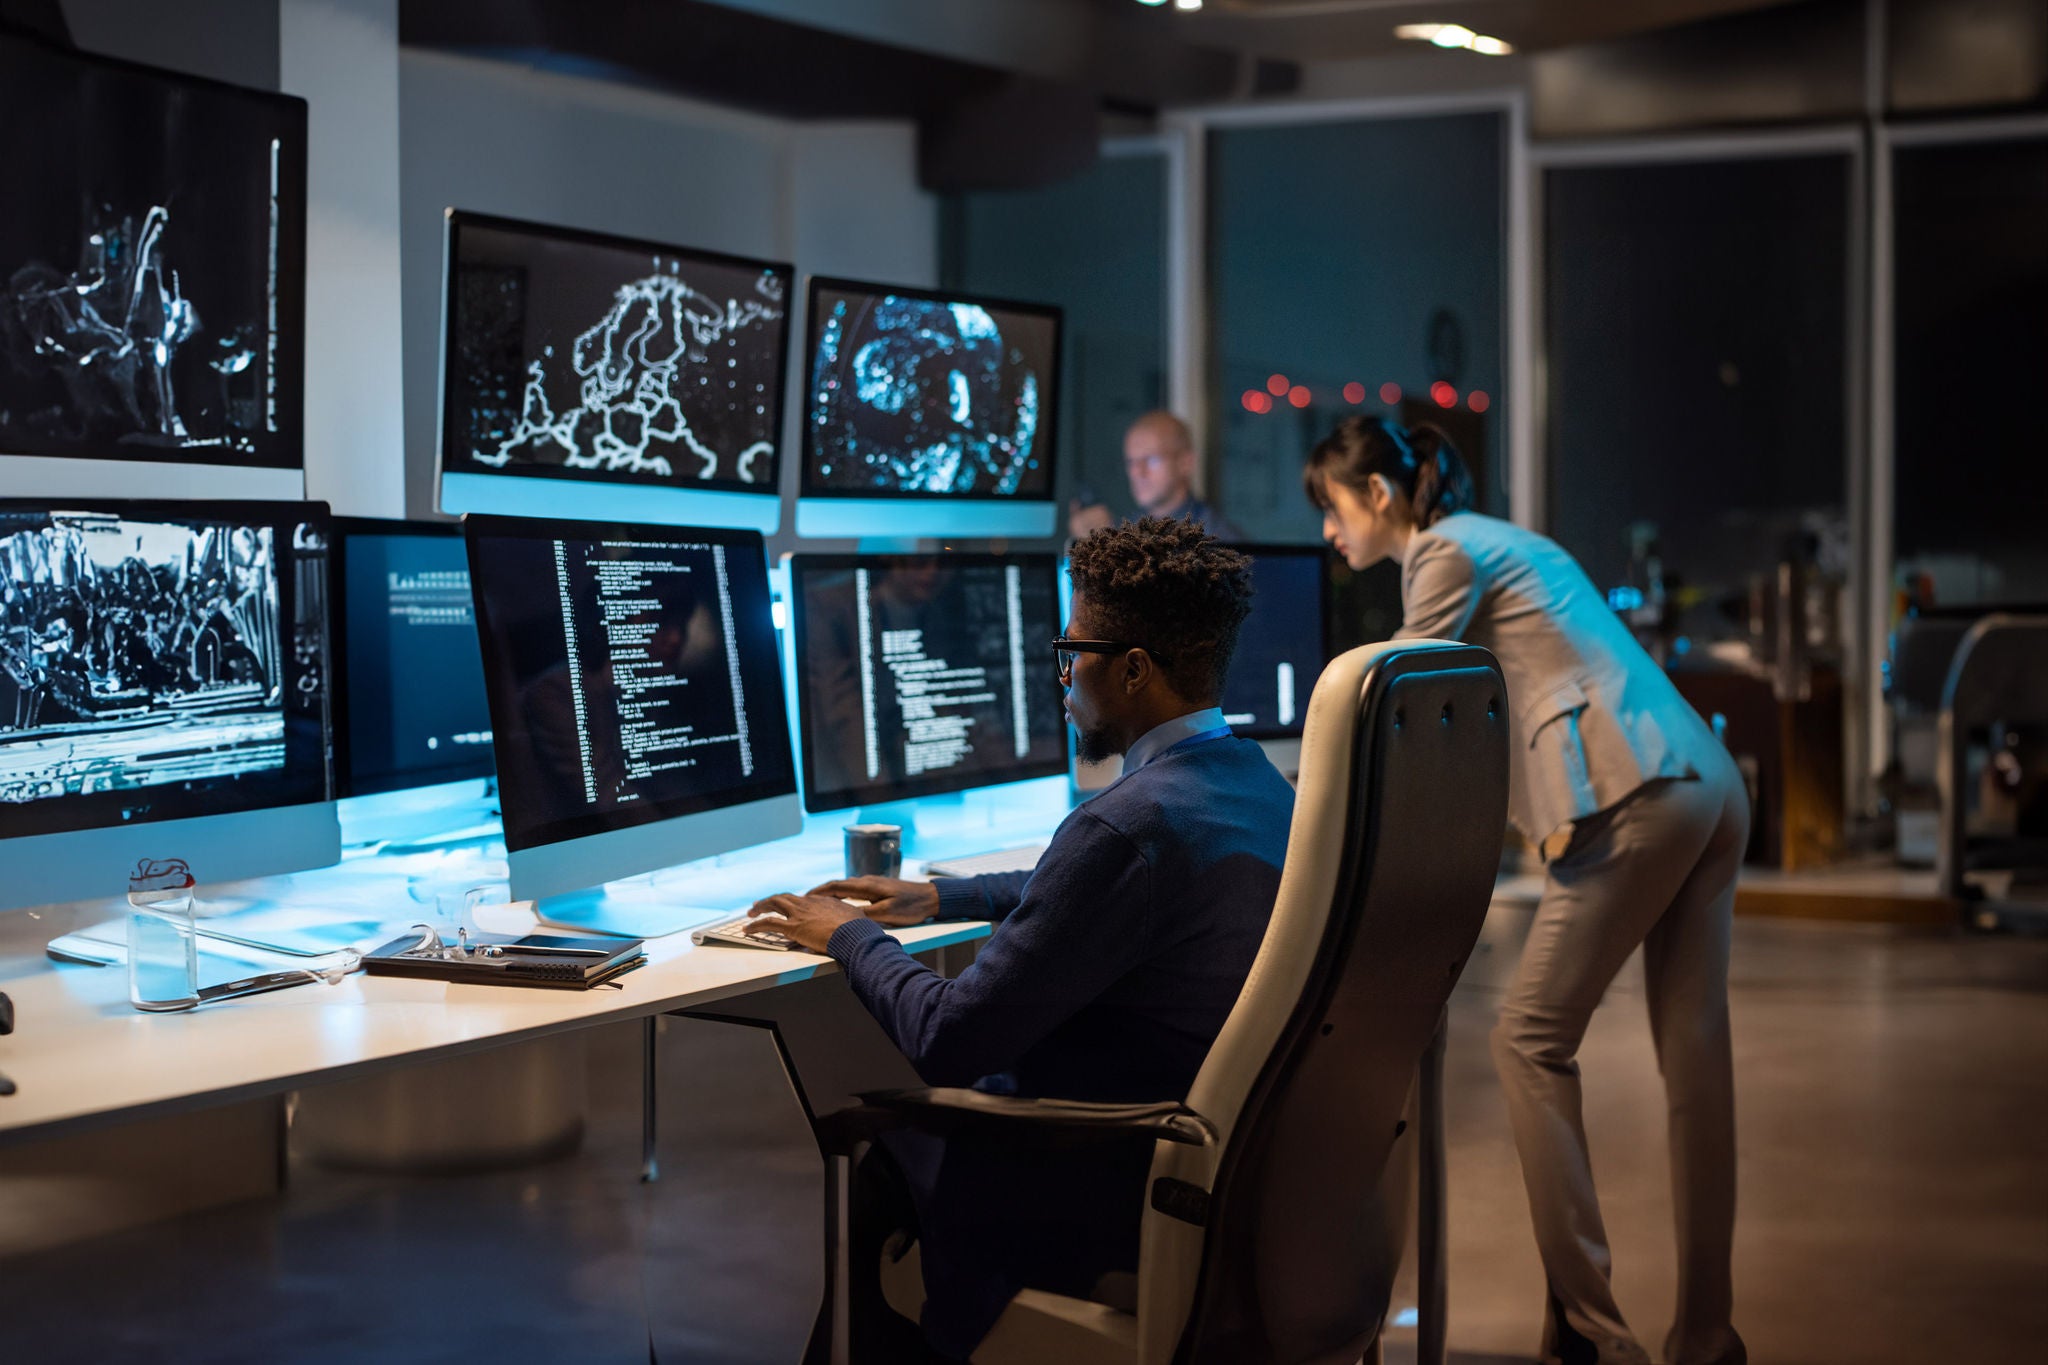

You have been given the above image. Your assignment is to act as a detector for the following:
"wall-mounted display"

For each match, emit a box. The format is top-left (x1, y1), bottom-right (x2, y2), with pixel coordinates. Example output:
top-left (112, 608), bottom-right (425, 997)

top-left (441, 211), bottom-right (793, 497)
top-left (0, 31), bottom-right (307, 471)
top-left (801, 277), bottom-right (1061, 502)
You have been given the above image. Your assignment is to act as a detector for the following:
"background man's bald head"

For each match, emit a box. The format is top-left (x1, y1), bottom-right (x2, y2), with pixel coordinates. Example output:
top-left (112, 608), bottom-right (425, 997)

top-left (1124, 410), bottom-right (1199, 515)
top-left (1126, 410), bottom-right (1194, 455)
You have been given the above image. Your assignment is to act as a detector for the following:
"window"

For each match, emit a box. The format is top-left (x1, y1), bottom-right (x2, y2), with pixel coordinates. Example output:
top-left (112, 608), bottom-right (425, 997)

top-left (1893, 136), bottom-right (2048, 607)
top-left (1545, 153), bottom-right (1852, 632)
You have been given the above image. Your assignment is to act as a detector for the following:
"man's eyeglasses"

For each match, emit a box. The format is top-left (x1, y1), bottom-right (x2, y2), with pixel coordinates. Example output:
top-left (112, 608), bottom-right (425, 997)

top-left (1051, 636), bottom-right (1175, 682)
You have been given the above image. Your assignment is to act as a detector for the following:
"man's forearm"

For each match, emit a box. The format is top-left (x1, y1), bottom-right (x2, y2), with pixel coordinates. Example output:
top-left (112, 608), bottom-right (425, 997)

top-left (932, 870), bottom-right (1031, 923)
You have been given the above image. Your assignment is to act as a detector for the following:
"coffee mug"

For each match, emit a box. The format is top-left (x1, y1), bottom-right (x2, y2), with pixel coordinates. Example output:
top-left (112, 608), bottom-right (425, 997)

top-left (844, 823), bottom-right (903, 879)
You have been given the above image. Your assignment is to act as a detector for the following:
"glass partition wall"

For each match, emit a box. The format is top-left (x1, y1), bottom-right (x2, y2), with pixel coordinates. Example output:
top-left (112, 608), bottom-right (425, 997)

top-left (1542, 147), bottom-right (1856, 622)
top-left (1203, 107), bottom-right (1511, 650)
top-left (1536, 132), bottom-right (1864, 860)
top-left (1207, 111), bottom-right (1510, 547)
top-left (940, 144), bottom-right (1169, 526)
top-left (1888, 130), bottom-right (2048, 609)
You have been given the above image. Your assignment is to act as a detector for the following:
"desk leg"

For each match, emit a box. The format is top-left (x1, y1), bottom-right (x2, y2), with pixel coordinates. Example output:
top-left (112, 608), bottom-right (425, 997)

top-left (1416, 1007), bottom-right (1450, 1365)
top-left (803, 1151), bottom-right (851, 1365)
top-left (641, 1015), bottom-right (659, 1183)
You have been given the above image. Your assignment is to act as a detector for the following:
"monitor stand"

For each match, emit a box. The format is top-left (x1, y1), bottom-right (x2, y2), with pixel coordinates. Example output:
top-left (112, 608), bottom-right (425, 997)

top-left (532, 849), bottom-right (805, 940)
top-left (851, 794), bottom-right (962, 856)
top-left (339, 780), bottom-right (501, 852)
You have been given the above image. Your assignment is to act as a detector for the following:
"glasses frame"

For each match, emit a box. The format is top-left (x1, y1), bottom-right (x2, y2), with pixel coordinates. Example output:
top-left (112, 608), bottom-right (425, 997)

top-left (1051, 636), bottom-right (1176, 681)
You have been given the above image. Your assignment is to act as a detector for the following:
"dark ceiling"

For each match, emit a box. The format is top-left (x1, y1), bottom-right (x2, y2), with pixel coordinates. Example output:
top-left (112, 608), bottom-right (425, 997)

top-left (399, 0), bottom-right (1253, 122)
top-left (403, 1), bottom-right (1833, 124)
top-left (1134, 0), bottom-right (1815, 63)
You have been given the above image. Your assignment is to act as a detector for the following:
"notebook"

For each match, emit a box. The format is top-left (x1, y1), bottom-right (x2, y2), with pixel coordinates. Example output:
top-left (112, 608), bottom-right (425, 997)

top-left (362, 930), bottom-right (646, 989)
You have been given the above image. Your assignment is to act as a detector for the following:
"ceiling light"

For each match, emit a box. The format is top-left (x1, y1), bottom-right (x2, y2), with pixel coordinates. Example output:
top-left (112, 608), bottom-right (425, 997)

top-left (1393, 21), bottom-right (1515, 56)
top-left (1173, 0), bottom-right (1203, 10)
top-left (1135, 0), bottom-right (1169, 7)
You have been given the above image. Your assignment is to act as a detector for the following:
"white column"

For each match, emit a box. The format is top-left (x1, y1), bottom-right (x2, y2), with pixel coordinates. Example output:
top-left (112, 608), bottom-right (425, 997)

top-left (280, 0), bottom-right (406, 517)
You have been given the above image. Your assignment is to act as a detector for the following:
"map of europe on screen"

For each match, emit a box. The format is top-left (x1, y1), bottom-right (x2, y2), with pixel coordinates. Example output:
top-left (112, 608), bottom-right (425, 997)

top-left (448, 221), bottom-right (790, 493)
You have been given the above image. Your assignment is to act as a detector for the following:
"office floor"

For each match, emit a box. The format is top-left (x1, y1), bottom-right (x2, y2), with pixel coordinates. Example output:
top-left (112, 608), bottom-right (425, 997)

top-left (5, 907), bottom-right (2047, 1364)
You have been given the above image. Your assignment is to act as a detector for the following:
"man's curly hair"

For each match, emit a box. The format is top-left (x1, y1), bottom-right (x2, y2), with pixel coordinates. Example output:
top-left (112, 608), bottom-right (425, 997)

top-left (1065, 517), bottom-right (1254, 703)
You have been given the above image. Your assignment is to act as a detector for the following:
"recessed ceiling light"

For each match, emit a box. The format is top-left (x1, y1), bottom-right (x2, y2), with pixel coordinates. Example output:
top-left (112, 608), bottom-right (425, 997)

top-left (1174, 0), bottom-right (1203, 10)
top-left (1393, 22), bottom-right (1514, 56)
top-left (1135, 0), bottom-right (1169, 7)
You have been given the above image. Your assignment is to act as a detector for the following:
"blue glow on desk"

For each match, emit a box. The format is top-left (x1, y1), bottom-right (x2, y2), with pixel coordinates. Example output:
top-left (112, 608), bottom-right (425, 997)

top-left (319, 772), bottom-right (1081, 941)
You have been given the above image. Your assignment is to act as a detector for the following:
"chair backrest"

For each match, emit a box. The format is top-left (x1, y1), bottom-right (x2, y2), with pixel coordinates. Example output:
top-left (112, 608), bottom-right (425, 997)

top-left (1135, 640), bottom-right (1510, 1365)
top-left (1936, 613), bottom-right (2048, 897)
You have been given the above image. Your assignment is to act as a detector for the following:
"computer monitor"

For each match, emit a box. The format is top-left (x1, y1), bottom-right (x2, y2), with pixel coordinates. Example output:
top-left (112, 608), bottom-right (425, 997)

top-left (796, 277), bottom-right (1061, 540)
top-left (329, 518), bottom-right (494, 798)
top-left (0, 499), bottom-right (338, 911)
top-left (437, 211), bottom-right (794, 532)
top-left (1222, 545), bottom-right (1332, 740)
top-left (464, 515), bottom-right (801, 901)
top-left (0, 29), bottom-right (307, 502)
top-left (790, 552), bottom-right (1067, 813)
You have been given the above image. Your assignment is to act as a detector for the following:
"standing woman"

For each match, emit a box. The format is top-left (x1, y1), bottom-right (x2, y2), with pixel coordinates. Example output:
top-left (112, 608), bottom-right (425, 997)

top-left (1305, 416), bottom-right (1748, 1365)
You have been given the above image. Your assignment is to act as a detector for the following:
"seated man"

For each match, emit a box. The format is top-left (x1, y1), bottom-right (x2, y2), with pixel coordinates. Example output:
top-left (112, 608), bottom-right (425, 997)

top-left (747, 517), bottom-right (1295, 1362)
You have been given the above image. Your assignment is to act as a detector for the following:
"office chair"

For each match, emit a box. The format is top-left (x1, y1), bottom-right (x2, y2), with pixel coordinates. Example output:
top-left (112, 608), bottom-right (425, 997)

top-left (801, 639), bottom-right (1510, 1365)
top-left (1936, 614), bottom-right (2048, 930)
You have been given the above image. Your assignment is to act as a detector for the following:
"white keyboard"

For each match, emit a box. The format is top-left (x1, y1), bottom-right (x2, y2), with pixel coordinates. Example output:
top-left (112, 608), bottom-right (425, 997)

top-left (690, 915), bottom-right (809, 952)
top-left (923, 844), bottom-right (1047, 880)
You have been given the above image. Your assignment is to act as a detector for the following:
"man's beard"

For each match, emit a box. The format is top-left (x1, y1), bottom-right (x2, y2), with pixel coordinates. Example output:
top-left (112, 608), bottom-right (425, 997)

top-left (1074, 724), bottom-right (1120, 764)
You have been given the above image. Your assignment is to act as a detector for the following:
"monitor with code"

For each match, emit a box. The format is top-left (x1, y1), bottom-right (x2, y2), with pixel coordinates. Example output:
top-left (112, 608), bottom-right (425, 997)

top-left (1222, 545), bottom-right (1331, 740)
top-left (463, 516), bottom-right (797, 884)
top-left (791, 552), bottom-right (1067, 813)
top-left (330, 519), bottom-right (494, 797)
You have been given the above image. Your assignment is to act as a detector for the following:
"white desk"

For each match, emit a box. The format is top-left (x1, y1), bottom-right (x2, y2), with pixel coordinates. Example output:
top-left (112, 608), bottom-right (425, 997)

top-left (0, 776), bottom-right (1078, 1147)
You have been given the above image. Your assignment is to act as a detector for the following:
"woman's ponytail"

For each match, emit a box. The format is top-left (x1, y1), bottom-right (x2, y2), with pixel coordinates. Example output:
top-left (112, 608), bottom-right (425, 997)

top-left (1405, 423), bottom-right (1475, 528)
top-left (1305, 414), bottom-right (1475, 528)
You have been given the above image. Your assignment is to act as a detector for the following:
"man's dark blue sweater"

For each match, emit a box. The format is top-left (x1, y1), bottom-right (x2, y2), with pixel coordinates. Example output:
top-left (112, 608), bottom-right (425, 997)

top-left (825, 724), bottom-right (1296, 1356)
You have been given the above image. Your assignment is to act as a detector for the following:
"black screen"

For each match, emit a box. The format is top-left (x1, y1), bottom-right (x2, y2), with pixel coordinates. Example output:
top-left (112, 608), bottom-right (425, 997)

top-left (332, 521), bottom-right (494, 797)
top-left (464, 517), bottom-right (796, 853)
top-left (802, 278), bottom-right (1060, 500)
top-left (1221, 547), bottom-right (1330, 739)
top-left (0, 500), bottom-right (330, 841)
top-left (0, 31), bottom-right (306, 470)
top-left (443, 212), bottom-right (792, 495)
top-left (793, 553), bottom-right (1067, 812)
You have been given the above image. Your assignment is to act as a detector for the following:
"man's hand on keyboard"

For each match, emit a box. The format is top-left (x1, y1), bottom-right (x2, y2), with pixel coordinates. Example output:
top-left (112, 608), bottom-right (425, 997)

top-left (744, 894), bottom-right (863, 953)
top-left (807, 877), bottom-right (940, 928)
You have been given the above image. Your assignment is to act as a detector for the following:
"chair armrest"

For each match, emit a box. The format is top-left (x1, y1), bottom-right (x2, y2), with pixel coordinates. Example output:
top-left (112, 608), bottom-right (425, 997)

top-left (818, 1086), bottom-right (1216, 1153)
